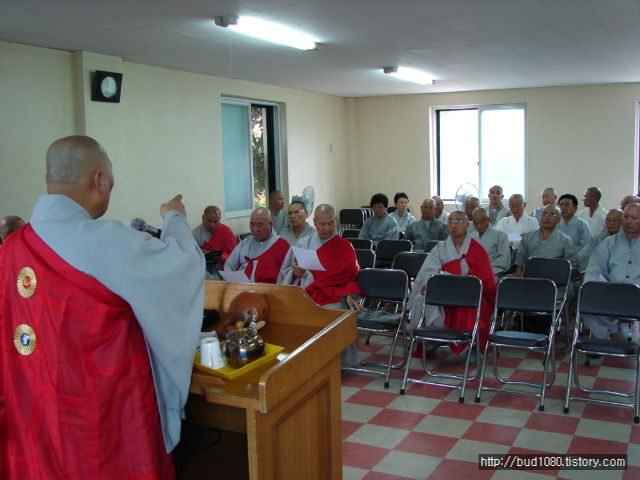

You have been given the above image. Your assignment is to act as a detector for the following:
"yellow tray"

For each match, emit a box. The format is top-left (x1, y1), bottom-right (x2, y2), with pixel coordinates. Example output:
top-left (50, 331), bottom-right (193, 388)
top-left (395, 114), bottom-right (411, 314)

top-left (194, 342), bottom-right (284, 380)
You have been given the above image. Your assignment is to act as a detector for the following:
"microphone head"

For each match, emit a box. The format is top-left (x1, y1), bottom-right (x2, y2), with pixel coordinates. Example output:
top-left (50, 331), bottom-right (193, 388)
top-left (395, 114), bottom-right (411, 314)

top-left (130, 218), bottom-right (147, 231)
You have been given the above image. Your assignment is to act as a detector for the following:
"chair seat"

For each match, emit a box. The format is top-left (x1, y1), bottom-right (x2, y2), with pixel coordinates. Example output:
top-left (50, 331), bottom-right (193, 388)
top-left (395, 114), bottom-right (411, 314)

top-left (414, 326), bottom-right (472, 342)
top-left (489, 331), bottom-right (549, 348)
top-left (575, 337), bottom-right (639, 356)
top-left (357, 310), bottom-right (402, 330)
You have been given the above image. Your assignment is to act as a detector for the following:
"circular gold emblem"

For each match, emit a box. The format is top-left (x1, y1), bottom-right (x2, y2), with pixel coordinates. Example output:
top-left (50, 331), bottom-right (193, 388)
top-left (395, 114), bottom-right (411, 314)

top-left (14, 324), bottom-right (37, 355)
top-left (17, 267), bottom-right (37, 298)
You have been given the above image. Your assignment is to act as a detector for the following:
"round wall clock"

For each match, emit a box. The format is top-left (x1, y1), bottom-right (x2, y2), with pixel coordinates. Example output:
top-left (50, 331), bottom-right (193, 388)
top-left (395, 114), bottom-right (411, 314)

top-left (91, 70), bottom-right (123, 103)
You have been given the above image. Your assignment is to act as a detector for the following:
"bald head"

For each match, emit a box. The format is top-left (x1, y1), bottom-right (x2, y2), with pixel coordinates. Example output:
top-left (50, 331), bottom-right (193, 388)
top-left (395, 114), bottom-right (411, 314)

top-left (464, 196), bottom-right (480, 219)
top-left (0, 215), bottom-right (26, 242)
top-left (605, 208), bottom-right (623, 235)
top-left (44, 136), bottom-right (114, 219)
top-left (471, 207), bottom-right (489, 234)
top-left (621, 195), bottom-right (640, 211)
top-left (249, 207), bottom-right (273, 241)
top-left (541, 187), bottom-right (557, 206)
top-left (314, 203), bottom-right (337, 218)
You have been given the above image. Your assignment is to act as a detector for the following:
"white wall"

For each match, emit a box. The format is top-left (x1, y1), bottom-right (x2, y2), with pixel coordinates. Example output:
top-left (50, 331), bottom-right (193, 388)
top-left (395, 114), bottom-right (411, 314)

top-left (0, 41), bottom-right (350, 234)
top-left (353, 85), bottom-right (640, 212)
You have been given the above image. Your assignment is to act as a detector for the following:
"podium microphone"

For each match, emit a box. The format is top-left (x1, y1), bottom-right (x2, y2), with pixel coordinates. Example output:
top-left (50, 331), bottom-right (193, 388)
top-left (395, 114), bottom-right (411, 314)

top-left (130, 218), bottom-right (162, 238)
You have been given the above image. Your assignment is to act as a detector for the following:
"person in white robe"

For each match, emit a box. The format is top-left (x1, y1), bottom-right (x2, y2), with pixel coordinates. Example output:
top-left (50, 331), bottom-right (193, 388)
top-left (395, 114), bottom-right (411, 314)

top-left (577, 187), bottom-right (607, 236)
top-left (494, 194), bottom-right (539, 249)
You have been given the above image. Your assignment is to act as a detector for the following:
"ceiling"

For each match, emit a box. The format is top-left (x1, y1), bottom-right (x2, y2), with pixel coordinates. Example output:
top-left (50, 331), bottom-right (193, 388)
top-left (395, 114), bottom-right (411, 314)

top-left (1, 0), bottom-right (639, 97)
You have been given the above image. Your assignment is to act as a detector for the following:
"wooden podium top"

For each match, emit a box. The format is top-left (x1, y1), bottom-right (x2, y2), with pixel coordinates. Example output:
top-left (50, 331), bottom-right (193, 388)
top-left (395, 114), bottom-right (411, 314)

top-left (189, 281), bottom-right (356, 413)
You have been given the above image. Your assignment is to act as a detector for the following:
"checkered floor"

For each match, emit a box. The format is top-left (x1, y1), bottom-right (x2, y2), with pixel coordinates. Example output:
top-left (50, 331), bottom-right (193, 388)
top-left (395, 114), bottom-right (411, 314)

top-left (341, 331), bottom-right (640, 480)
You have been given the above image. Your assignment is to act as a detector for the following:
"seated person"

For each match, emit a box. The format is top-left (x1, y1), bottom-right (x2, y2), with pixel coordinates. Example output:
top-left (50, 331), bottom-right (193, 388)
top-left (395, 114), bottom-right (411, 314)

top-left (620, 195), bottom-right (640, 211)
top-left (578, 187), bottom-right (607, 236)
top-left (0, 215), bottom-right (26, 246)
top-left (483, 185), bottom-right (510, 225)
top-left (583, 203), bottom-right (640, 339)
top-left (464, 196), bottom-right (480, 233)
top-left (279, 200), bottom-right (316, 245)
top-left (513, 205), bottom-right (578, 277)
top-left (358, 193), bottom-right (399, 246)
top-left (557, 193), bottom-right (592, 270)
top-left (494, 194), bottom-right (539, 248)
top-left (224, 207), bottom-right (290, 284)
top-left (531, 187), bottom-right (557, 225)
top-left (192, 206), bottom-right (237, 279)
top-left (578, 208), bottom-right (623, 269)
top-left (268, 190), bottom-right (291, 234)
top-left (389, 192), bottom-right (416, 234)
top-left (278, 204), bottom-right (365, 366)
top-left (432, 195), bottom-right (449, 224)
top-left (470, 208), bottom-right (511, 281)
top-left (403, 198), bottom-right (448, 251)
top-left (409, 210), bottom-right (497, 358)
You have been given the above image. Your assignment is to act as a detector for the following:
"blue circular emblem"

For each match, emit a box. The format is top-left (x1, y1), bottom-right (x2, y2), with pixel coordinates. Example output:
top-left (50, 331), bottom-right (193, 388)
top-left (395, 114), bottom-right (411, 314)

top-left (21, 333), bottom-right (30, 346)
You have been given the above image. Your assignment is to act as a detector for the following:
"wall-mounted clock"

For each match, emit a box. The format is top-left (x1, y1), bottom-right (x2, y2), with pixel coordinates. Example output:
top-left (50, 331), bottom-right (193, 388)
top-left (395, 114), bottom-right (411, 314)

top-left (91, 71), bottom-right (123, 103)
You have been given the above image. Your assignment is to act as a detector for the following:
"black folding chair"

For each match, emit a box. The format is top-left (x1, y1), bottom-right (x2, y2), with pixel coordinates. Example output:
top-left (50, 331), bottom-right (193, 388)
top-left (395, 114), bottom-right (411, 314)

top-left (375, 239), bottom-right (412, 268)
top-left (475, 277), bottom-right (558, 411)
top-left (422, 240), bottom-right (441, 253)
top-left (355, 249), bottom-right (376, 270)
top-left (564, 281), bottom-right (640, 423)
top-left (342, 268), bottom-right (409, 389)
top-left (341, 229), bottom-right (361, 239)
top-left (399, 274), bottom-right (483, 403)
top-left (339, 208), bottom-right (364, 231)
top-left (237, 232), bottom-right (252, 242)
top-left (347, 238), bottom-right (374, 250)
top-left (521, 257), bottom-right (572, 347)
top-left (392, 252), bottom-right (428, 285)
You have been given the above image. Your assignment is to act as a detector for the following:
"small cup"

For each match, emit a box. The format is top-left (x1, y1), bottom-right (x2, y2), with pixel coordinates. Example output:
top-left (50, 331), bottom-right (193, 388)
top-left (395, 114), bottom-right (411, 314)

top-left (200, 337), bottom-right (227, 369)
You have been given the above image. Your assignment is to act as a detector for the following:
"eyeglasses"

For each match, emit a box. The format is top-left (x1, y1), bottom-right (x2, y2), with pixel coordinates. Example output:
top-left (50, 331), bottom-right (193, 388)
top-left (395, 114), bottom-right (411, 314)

top-left (287, 210), bottom-right (306, 216)
top-left (448, 219), bottom-right (466, 224)
top-left (541, 212), bottom-right (560, 218)
top-left (558, 202), bottom-right (573, 208)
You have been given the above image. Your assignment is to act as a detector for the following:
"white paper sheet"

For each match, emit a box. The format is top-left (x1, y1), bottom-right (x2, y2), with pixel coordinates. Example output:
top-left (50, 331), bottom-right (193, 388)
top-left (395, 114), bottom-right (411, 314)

top-left (219, 270), bottom-right (252, 283)
top-left (292, 246), bottom-right (326, 271)
top-left (507, 231), bottom-right (523, 242)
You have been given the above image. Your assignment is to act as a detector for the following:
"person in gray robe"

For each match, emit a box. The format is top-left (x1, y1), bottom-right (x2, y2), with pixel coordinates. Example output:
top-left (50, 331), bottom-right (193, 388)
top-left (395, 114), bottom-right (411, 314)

top-left (268, 190), bottom-right (291, 234)
top-left (578, 208), bottom-right (623, 270)
top-left (531, 187), bottom-right (558, 225)
top-left (557, 193), bottom-right (592, 271)
top-left (470, 207), bottom-right (511, 280)
top-left (582, 203), bottom-right (640, 339)
top-left (358, 193), bottom-right (399, 245)
top-left (483, 185), bottom-right (510, 225)
top-left (403, 198), bottom-right (449, 251)
top-left (279, 200), bottom-right (316, 246)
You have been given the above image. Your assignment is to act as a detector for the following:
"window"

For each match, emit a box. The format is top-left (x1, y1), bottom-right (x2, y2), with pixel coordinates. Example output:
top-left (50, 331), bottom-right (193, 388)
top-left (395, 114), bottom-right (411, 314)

top-left (435, 104), bottom-right (526, 203)
top-left (221, 98), bottom-right (281, 217)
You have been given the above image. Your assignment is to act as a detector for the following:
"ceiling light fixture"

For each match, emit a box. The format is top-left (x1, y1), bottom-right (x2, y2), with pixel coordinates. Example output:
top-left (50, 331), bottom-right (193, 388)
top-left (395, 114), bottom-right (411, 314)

top-left (383, 67), bottom-right (434, 86)
top-left (215, 16), bottom-right (317, 51)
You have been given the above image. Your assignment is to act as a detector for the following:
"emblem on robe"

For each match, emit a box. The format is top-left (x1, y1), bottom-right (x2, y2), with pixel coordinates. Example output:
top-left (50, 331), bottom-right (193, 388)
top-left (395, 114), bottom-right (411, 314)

top-left (14, 324), bottom-right (37, 355)
top-left (17, 267), bottom-right (37, 298)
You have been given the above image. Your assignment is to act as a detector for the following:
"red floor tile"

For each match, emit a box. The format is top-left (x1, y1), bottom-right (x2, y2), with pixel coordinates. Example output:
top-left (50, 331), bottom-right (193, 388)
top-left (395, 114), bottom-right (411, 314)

top-left (628, 424), bottom-right (640, 444)
top-left (581, 402), bottom-right (637, 425)
top-left (368, 408), bottom-right (426, 430)
top-left (623, 464), bottom-right (640, 479)
top-left (342, 420), bottom-right (364, 440)
top-left (342, 441), bottom-right (390, 470)
top-left (567, 435), bottom-right (629, 455)
top-left (362, 472), bottom-right (417, 480)
top-left (401, 382), bottom-right (454, 400)
top-left (394, 431), bottom-right (458, 458)
top-left (429, 399), bottom-right (485, 421)
top-left (341, 373), bottom-right (379, 388)
top-left (462, 421), bottom-right (521, 445)
top-left (428, 458), bottom-right (496, 480)
top-left (523, 412), bottom-right (580, 435)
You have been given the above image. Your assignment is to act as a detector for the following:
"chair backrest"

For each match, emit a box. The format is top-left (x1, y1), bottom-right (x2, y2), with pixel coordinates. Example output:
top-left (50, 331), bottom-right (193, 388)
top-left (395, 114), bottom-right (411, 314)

top-left (237, 232), bottom-right (252, 242)
top-left (522, 257), bottom-right (571, 287)
top-left (355, 249), bottom-right (376, 270)
top-left (339, 208), bottom-right (364, 228)
top-left (347, 238), bottom-right (374, 250)
top-left (387, 206), bottom-right (397, 214)
top-left (341, 229), bottom-right (361, 238)
top-left (424, 274), bottom-right (482, 309)
top-left (392, 251), bottom-right (428, 280)
top-left (423, 240), bottom-right (441, 253)
top-left (495, 277), bottom-right (557, 314)
top-left (357, 268), bottom-right (408, 302)
top-left (375, 239), bottom-right (413, 262)
top-left (577, 281), bottom-right (640, 319)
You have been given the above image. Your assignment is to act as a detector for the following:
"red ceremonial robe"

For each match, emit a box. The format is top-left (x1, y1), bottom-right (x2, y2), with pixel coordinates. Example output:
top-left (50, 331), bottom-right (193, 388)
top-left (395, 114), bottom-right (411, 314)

top-left (201, 223), bottom-right (237, 265)
top-left (441, 239), bottom-right (497, 355)
top-left (304, 236), bottom-right (363, 306)
top-left (244, 237), bottom-right (290, 284)
top-left (0, 225), bottom-right (172, 480)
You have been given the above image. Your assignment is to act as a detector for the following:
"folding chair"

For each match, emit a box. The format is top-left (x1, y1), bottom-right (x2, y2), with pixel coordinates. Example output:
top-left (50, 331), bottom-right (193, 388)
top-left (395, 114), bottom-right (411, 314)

top-left (236, 232), bottom-right (252, 242)
top-left (391, 252), bottom-right (428, 285)
top-left (343, 268), bottom-right (409, 388)
top-left (347, 238), bottom-right (373, 250)
top-left (521, 257), bottom-right (572, 346)
top-left (341, 229), bottom-right (361, 239)
top-left (355, 249), bottom-right (376, 270)
top-left (375, 239), bottom-right (412, 268)
top-left (339, 208), bottom-right (364, 231)
top-left (399, 274), bottom-right (483, 402)
top-left (475, 277), bottom-right (558, 411)
top-left (564, 281), bottom-right (640, 423)
top-left (423, 240), bottom-right (441, 253)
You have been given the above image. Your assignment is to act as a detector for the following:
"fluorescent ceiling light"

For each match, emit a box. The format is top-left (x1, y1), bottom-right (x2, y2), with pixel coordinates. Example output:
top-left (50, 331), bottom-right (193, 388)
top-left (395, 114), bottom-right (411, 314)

top-left (219, 16), bottom-right (317, 50)
top-left (383, 67), bottom-right (434, 86)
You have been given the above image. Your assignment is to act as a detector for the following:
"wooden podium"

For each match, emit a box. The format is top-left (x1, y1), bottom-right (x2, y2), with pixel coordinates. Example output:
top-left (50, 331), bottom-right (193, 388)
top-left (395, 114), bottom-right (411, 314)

top-left (184, 281), bottom-right (356, 480)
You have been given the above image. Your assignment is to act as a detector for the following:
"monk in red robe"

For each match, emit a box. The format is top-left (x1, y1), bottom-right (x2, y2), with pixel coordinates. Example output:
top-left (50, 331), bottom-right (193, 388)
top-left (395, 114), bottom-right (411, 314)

top-left (192, 206), bottom-right (237, 278)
